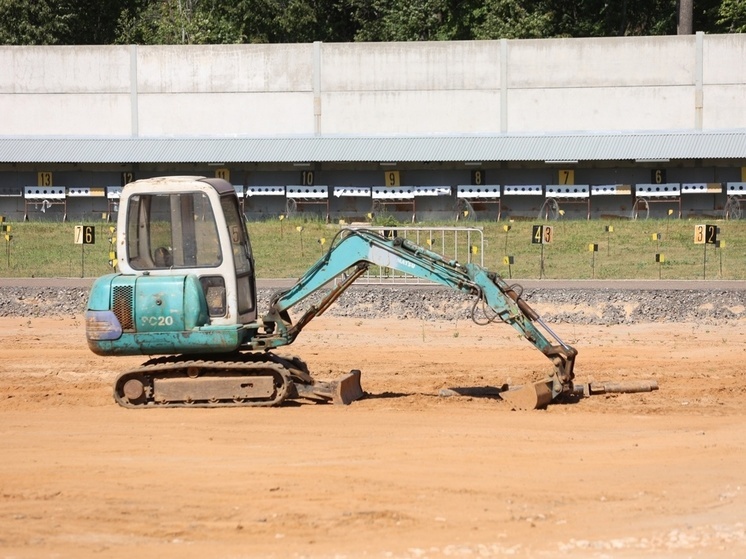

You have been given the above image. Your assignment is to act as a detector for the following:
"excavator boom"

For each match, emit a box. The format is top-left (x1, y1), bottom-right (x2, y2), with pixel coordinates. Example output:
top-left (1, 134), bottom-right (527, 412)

top-left (255, 228), bottom-right (576, 405)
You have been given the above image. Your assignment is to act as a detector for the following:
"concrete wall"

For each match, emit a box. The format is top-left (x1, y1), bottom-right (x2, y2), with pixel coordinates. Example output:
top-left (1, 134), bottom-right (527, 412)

top-left (0, 46), bottom-right (132, 135)
top-left (1, 34), bottom-right (745, 137)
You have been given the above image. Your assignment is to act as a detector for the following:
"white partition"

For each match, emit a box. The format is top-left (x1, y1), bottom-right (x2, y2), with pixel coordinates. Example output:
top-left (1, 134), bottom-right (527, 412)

top-left (503, 185), bottom-right (543, 196)
top-left (545, 185), bottom-right (590, 198)
top-left (247, 186), bottom-right (285, 196)
top-left (590, 184), bottom-right (633, 196)
top-left (456, 185), bottom-right (501, 199)
top-left (635, 183), bottom-right (681, 197)
top-left (286, 185), bottom-right (329, 199)
top-left (372, 186), bottom-right (416, 199)
top-left (414, 186), bottom-right (451, 197)
top-left (24, 186), bottom-right (66, 199)
top-left (334, 186), bottom-right (371, 197)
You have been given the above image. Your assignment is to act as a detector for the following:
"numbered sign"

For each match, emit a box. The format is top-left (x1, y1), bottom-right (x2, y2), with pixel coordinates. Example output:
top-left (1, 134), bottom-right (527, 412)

top-left (559, 169), bottom-right (574, 185)
top-left (384, 170), bottom-right (400, 187)
top-left (651, 169), bottom-right (667, 184)
top-left (121, 172), bottom-right (134, 186)
top-left (300, 170), bottom-right (314, 186)
top-left (694, 224), bottom-right (719, 245)
top-left (470, 170), bottom-right (485, 185)
top-left (705, 224), bottom-right (718, 244)
top-left (532, 225), bottom-right (553, 245)
top-left (543, 226), bottom-right (553, 244)
top-left (694, 224), bottom-right (705, 244)
top-left (215, 168), bottom-right (231, 182)
top-left (37, 172), bottom-right (53, 187)
top-left (74, 225), bottom-right (95, 245)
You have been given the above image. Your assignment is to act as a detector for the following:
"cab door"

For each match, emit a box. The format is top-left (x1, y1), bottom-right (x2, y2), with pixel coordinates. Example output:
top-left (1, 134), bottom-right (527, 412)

top-left (219, 194), bottom-right (257, 324)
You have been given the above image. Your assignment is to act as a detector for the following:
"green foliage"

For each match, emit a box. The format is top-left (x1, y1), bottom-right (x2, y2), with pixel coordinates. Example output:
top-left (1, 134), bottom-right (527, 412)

top-left (115, 0), bottom-right (243, 45)
top-left (718, 0), bottom-right (746, 32)
top-left (0, 0), bottom-right (75, 45)
top-left (350, 0), bottom-right (455, 41)
top-left (0, 0), bottom-right (139, 45)
top-left (459, 0), bottom-right (554, 39)
top-left (0, 0), bottom-right (736, 46)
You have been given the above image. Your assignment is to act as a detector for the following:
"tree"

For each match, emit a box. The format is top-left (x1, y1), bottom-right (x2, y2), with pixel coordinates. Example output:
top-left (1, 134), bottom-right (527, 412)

top-left (1, 0), bottom-right (741, 46)
top-left (678, 0), bottom-right (694, 33)
top-left (0, 0), bottom-right (146, 45)
top-left (0, 0), bottom-right (75, 44)
top-left (116, 0), bottom-right (243, 44)
top-left (718, 0), bottom-right (746, 32)
top-left (453, 0), bottom-right (554, 39)
top-left (219, 0), bottom-right (356, 44)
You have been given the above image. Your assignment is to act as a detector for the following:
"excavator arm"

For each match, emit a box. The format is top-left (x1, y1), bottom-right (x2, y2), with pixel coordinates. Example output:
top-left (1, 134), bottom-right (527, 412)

top-left (253, 228), bottom-right (576, 406)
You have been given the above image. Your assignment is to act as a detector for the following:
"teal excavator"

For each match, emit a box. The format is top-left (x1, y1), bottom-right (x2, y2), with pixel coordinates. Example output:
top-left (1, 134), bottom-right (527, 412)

top-left (86, 176), bottom-right (577, 410)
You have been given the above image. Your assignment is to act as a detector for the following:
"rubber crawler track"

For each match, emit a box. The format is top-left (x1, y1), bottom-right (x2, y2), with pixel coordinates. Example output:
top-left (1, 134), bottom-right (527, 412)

top-left (113, 353), bottom-right (311, 408)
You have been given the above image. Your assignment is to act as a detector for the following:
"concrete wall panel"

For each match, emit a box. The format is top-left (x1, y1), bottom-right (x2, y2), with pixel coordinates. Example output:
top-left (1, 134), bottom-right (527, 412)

top-left (138, 93), bottom-right (315, 135)
top-left (508, 36), bottom-right (695, 89)
top-left (321, 90), bottom-right (502, 134)
top-left (0, 46), bottom-right (130, 94)
top-left (702, 85), bottom-right (746, 128)
top-left (0, 34), bottom-right (745, 139)
top-left (321, 41), bottom-right (501, 91)
top-left (137, 44), bottom-right (314, 94)
top-left (508, 86), bottom-right (693, 131)
top-left (0, 94), bottom-right (131, 135)
top-left (703, 35), bottom-right (746, 84)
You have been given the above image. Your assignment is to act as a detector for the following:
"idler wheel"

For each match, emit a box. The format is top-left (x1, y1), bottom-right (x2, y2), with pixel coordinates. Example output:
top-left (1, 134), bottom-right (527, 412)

top-left (122, 377), bottom-right (146, 404)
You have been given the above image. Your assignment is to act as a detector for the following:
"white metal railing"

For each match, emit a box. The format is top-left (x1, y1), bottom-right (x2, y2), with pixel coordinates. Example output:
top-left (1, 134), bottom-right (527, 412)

top-left (343, 226), bottom-right (484, 284)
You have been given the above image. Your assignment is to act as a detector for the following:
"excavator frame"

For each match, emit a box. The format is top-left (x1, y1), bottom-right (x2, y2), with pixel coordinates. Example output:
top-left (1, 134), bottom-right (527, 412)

top-left (86, 176), bottom-right (577, 410)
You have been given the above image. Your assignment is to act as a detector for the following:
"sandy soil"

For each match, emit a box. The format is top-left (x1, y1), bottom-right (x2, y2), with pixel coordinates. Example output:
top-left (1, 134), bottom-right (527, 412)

top-left (1, 314), bottom-right (745, 558)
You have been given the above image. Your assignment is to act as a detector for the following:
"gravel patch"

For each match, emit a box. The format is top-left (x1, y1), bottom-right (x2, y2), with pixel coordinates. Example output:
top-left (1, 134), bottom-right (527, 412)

top-left (1, 284), bottom-right (745, 324)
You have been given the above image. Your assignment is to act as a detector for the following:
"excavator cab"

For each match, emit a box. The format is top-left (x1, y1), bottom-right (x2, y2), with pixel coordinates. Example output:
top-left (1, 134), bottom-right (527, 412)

top-left (86, 177), bottom-right (259, 357)
top-left (118, 176), bottom-right (257, 325)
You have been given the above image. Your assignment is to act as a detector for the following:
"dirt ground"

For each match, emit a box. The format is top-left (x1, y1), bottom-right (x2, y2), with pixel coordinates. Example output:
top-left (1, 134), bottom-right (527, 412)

top-left (1, 313), bottom-right (745, 559)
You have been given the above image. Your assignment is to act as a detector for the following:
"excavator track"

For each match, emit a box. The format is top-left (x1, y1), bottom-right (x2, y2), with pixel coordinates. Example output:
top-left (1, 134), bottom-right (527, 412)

top-left (113, 353), bottom-right (364, 408)
top-left (113, 354), bottom-right (303, 408)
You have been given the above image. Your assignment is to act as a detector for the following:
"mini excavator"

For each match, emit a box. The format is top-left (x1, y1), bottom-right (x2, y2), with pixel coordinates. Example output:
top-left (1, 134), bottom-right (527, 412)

top-left (86, 176), bottom-right (577, 410)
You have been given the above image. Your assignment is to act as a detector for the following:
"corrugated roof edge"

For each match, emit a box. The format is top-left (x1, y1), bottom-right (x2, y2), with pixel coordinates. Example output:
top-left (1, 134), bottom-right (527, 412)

top-left (0, 130), bottom-right (745, 164)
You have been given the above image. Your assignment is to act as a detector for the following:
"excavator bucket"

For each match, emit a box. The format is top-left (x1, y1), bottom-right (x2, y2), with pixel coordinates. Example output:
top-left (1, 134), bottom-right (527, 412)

top-left (331, 369), bottom-right (365, 405)
top-left (293, 369), bottom-right (364, 405)
top-left (499, 380), bottom-right (554, 410)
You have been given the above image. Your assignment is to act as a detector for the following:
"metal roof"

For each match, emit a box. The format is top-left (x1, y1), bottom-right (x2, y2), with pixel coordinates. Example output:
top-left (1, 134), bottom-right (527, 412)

top-left (0, 130), bottom-right (745, 164)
